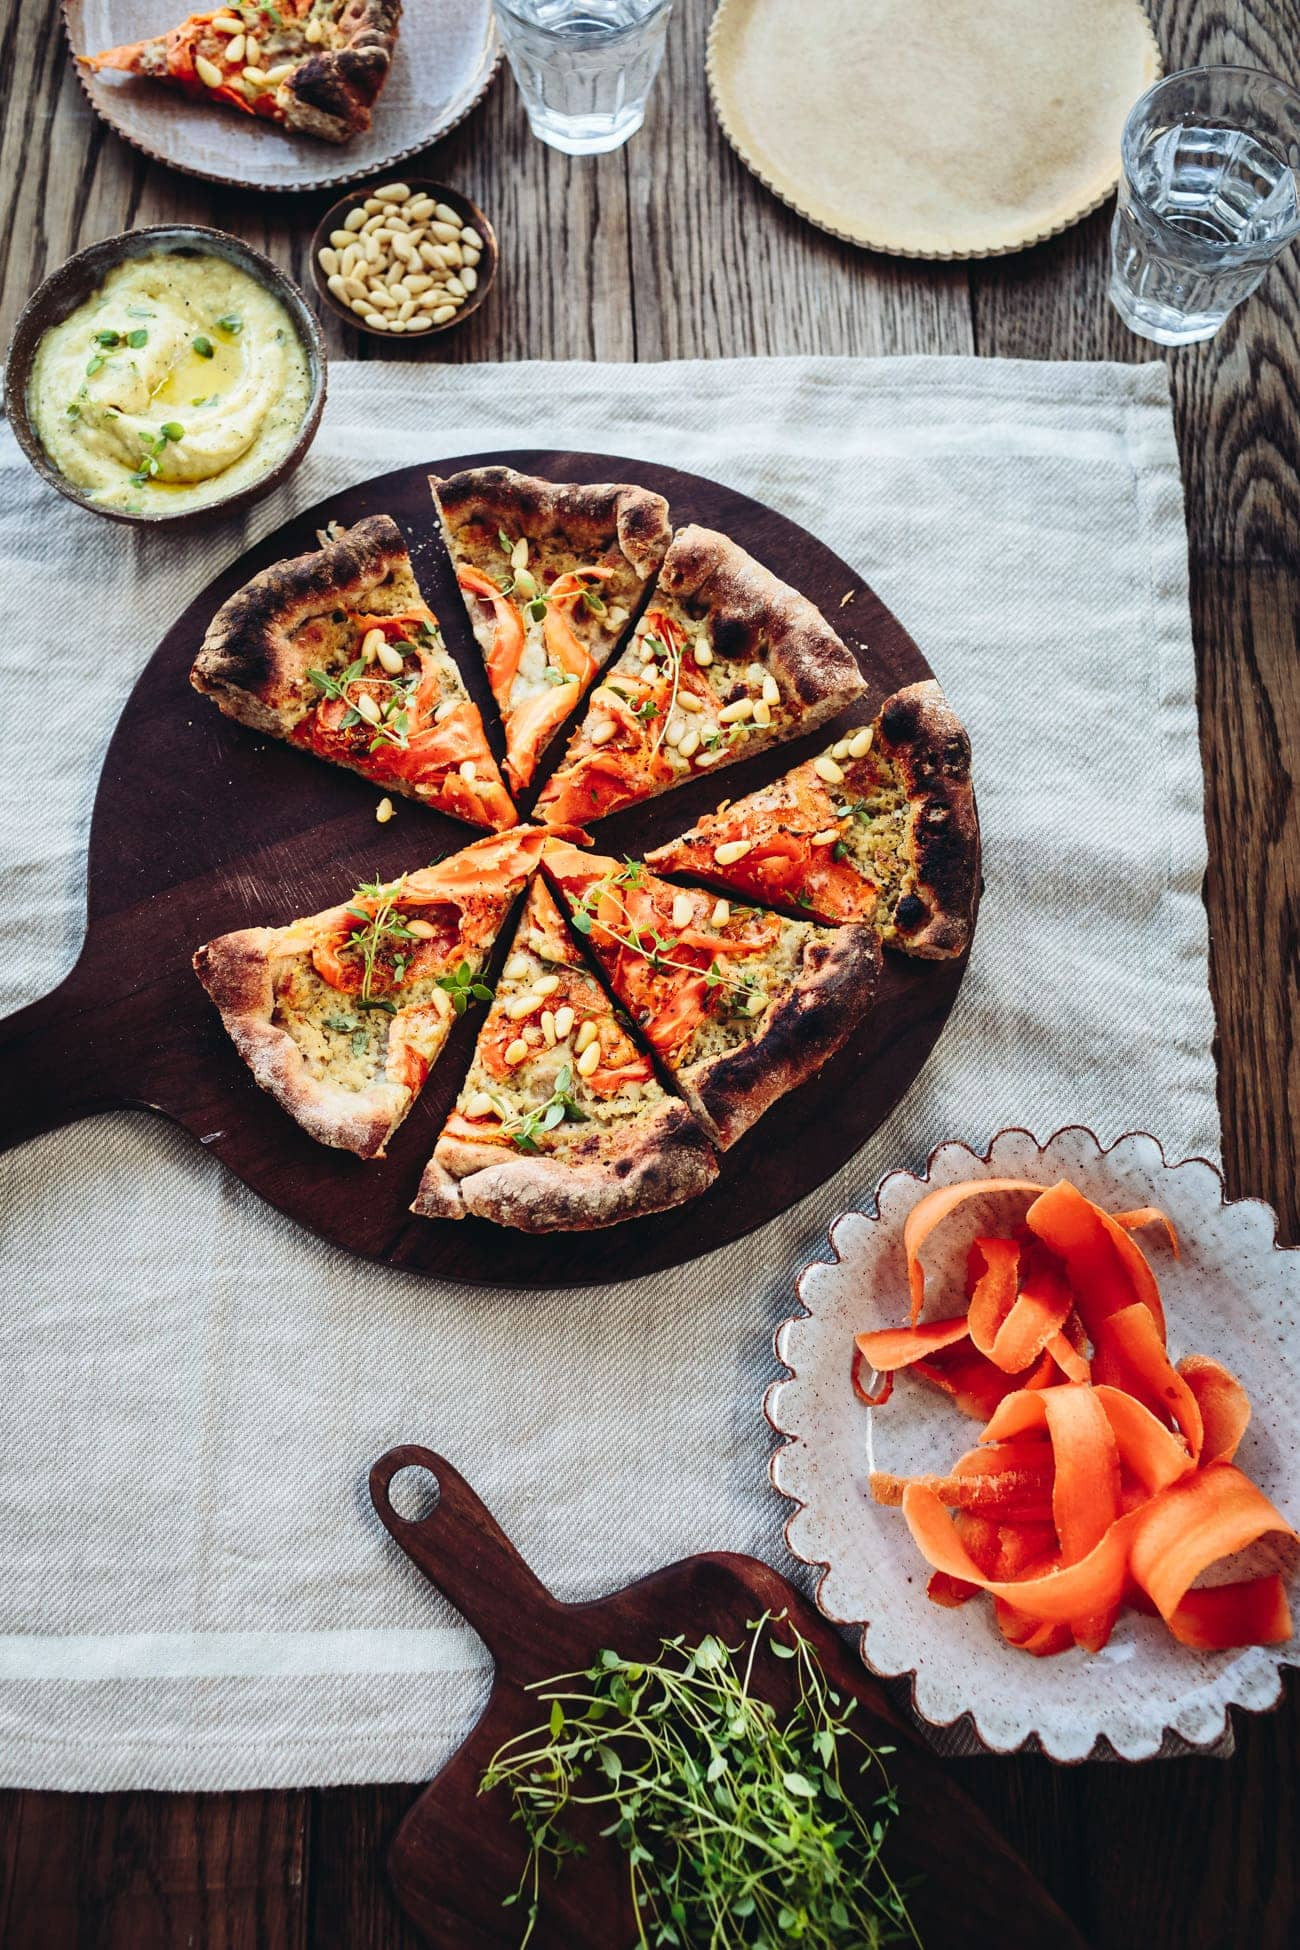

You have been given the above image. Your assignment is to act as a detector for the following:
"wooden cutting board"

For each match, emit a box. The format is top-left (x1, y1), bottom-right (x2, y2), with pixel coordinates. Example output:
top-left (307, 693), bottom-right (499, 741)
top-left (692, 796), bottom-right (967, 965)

top-left (373, 1446), bottom-right (1086, 1949)
top-left (0, 451), bottom-right (973, 1288)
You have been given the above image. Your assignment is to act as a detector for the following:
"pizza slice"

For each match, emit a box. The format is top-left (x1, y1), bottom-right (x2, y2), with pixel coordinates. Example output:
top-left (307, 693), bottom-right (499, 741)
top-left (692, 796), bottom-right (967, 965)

top-left (645, 681), bottom-right (978, 958)
top-left (534, 526), bottom-right (866, 828)
top-left (542, 842), bottom-right (882, 1151)
top-left (191, 514), bottom-right (516, 831)
top-left (193, 825), bottom-right (547, 1158)
top-left (79, 2), bottom-right (401, 145)
top-left (431, 467), bottom-right (671, 797)
top-left (412, 879), bottom-right (718, 1230)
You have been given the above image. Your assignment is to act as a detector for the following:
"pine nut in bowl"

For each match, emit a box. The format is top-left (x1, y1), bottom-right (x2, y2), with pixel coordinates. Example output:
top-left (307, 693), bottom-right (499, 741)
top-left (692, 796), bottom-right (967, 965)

top-left (4, 224), bottom-right (326, 527)
top-left (309, 178), bottom-right (498, 342)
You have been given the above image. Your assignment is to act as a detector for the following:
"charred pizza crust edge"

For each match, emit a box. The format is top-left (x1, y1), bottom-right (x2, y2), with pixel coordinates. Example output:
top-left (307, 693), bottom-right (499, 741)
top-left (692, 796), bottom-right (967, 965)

top-left (412, 1097), bottom-right (720, 1230)
top-left (679, 921), bottom-right (883, 1151)
top-left (190, 513), bottom-right (412, 733)
top-left (659, 523), bottom-right (868, 721)
top-left (875, 679), bottom-right (980, 959)
top-left (279, 0), bottom-right (403, 143)
top-left (430, 467), bottom-right (673, 584)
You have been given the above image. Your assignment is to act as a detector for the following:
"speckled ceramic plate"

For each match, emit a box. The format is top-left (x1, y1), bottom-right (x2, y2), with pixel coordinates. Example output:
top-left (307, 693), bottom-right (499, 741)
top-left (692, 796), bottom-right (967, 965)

top-left (707, 0), bottom-right (1162, 258)
top-left (766, 1128), bottom-right (1300, 1760)
top-left (63, 0), bottom-right (500, 192)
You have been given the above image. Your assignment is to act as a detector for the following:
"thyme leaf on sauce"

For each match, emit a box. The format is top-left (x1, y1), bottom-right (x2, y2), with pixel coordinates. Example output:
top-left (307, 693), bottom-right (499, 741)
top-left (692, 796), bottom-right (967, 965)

top-left (503, 1062), bottom-right (588, 1153)
top-left (341, 882), bottom-right (418, 1005)
top-left (434, 960), bottom-right (493, 1015)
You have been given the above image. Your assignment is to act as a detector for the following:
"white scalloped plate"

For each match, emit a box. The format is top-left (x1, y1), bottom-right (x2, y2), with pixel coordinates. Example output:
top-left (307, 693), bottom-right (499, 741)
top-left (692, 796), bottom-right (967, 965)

top-left (766, 1128), bottom-right (1300, 1761)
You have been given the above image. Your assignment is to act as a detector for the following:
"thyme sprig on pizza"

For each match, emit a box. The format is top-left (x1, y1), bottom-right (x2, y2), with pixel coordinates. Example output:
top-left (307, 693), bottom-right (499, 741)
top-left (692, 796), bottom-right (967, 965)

top-left (191, 516), bottom-right (517, 831)
top-left (305, 616), bottom-right (433, 756)
top-left (340, 879), bottom-right (421, 1009)
top-left (567, 859), bottom-right (760, 1008)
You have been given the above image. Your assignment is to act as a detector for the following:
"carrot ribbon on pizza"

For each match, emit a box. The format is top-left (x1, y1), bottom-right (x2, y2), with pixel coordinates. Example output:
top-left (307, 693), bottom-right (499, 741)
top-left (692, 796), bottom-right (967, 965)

top-left (534, 525), bottom-right (867, 828)
top-left (191, 514), bottom-right (516, 831)
top-left (432, 467), bottom-right (671, 796)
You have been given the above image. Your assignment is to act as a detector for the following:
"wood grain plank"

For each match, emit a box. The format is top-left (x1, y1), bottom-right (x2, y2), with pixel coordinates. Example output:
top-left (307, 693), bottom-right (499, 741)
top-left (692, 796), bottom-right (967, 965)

top-left (305, 1788), bottom-right (426, 1950)
top-left (626, 0), bottom-right (974, 359)
top-left (0, 1793), bottom-right (21, 1945)
top-left (1196, 556), bottom-right (1300, 1230)
top-left (1, 0), bottom-right (1298, 1947)
top-left (0, 1791), bottom-right (308, 1949)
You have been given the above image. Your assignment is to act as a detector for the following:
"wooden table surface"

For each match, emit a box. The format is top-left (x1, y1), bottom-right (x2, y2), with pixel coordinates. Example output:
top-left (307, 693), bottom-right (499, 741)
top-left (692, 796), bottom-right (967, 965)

top-left (2, 1), bottom-right (1298, 1945)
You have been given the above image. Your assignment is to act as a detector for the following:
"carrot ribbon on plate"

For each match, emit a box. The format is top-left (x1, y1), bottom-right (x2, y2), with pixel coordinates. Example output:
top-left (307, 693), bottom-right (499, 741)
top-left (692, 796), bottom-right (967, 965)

top-left (854, 1176), bottom-right (1296, 1656)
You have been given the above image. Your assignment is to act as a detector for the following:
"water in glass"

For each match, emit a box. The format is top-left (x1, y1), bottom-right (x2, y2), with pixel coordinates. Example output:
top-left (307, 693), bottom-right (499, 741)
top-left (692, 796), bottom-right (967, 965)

top-left (1109, 68), bottom-right (1300, 345)
top-left (494, 0), bottom-right (673, 156)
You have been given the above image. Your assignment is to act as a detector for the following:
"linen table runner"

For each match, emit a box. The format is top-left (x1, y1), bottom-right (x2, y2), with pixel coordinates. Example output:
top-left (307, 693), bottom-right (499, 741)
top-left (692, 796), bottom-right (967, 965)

top-left (0, 356), bottom-right (1216, 1786)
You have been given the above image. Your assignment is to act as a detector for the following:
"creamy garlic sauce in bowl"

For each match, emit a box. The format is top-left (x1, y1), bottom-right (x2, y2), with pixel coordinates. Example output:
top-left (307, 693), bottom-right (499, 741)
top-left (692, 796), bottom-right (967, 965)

top-left (6, 227), bottom-right (326, 525)
top-left (31, 255), bottom-right (310, 514)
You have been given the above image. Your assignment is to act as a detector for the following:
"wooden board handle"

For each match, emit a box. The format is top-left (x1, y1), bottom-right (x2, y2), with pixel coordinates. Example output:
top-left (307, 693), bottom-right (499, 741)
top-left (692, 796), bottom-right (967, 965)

top-left (0, 959), bottom-right (139, 1153)
top-left (370, 1447), bottom-right (563, 1670)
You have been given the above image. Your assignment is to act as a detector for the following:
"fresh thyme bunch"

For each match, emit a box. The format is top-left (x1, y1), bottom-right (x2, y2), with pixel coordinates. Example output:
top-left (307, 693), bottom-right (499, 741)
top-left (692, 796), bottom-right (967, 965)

top-left (480, 1612), bottom-right (919, 1949)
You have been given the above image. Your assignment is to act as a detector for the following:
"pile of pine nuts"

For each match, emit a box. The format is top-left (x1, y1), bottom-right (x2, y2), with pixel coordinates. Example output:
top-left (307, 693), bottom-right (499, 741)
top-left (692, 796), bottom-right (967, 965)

top-left (316, 182), bottom-right (487, 335)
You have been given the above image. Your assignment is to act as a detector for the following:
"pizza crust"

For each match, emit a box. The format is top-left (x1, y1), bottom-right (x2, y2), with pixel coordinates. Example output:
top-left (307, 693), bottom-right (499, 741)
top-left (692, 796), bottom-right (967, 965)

top-left (279, 1), bottom-right (403, 143)
top-left (873, 680), bottom-right (980, 958)
top-left (193, 922), bottom-right (420, 1159)
top-left (413, 1098), bottom-right (719, 1230)
top-left (191, 514), bottom-right (414, 736)
top-left (431, 467), bottom-right (672, 582)
top-left (658, 524), bottom-right (866, 720)
top-left (679, 921), bottom-right (883, 1150)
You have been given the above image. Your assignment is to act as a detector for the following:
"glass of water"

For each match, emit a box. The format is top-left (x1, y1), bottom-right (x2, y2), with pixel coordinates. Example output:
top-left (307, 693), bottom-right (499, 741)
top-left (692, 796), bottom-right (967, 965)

top-left (1109, 66), bottom-right (1300, 345)
top-left (493, 0), bottom-right (673, 156)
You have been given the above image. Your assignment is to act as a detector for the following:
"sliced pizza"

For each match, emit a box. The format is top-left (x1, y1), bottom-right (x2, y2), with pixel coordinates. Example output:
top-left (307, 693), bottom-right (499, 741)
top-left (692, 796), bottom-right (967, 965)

top-left (193, 825), bottom-right (548, 1158)
top-left (645, 681), bottom-right (978, 958)
top-left (431, 467), bottom-right (671, 796)
top-left (80, 2), bottom-right (401, 145)
top-left (534, 525), bottom-right (866, 828)
top-left (412, 878), bottom-right (718, 1230)
top-left (191, 514), bottom-right (516, 831)
top-left (542, 842), bottom-right (882, 1151)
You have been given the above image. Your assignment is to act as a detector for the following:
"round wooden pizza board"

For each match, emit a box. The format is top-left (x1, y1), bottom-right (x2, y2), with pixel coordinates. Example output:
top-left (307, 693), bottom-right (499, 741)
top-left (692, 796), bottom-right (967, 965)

top-left (0, 452), bottom-right (977, 1287)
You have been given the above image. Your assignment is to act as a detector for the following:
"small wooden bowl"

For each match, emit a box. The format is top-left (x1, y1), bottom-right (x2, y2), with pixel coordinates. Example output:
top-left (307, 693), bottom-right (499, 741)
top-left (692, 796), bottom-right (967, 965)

top-left (3, 224), bottom-right (327, 528)
top-left (309, 178), bottom-right (498, 343)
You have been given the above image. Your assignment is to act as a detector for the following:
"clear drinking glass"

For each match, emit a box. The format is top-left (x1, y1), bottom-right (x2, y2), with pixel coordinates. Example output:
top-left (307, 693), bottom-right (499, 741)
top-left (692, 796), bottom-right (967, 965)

top-left (493, 0), bottom-right (673, 156)
top-left (1109, 66), bottom-right (1300, 345)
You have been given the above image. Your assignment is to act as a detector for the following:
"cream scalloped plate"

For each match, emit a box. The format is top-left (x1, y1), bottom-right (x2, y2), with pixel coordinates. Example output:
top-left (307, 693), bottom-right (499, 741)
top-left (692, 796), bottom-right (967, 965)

top-left (707, 0), bottom-right (1162, 258)
top-left (766, 1129), bottom-right (1300, 1760)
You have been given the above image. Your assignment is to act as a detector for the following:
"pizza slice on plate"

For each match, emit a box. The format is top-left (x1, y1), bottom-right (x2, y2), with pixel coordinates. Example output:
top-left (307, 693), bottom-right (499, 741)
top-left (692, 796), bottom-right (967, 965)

top-left (431, 467), bottom-right (671, 797)
top-left (646, 681), bottom-right (979, 957)
top-left (534, 525), bottom-right (866, 828)
top-left (542, 842), bottom-right (882, 1151)
top-left (191, 514), bottom-right (516, 831)
top-left (412, 878), bottom-right (718, 1230)
top-left (193, 825), bottom-right (547, 1159)
top-left (79, 2), bottom-right (401, 144)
